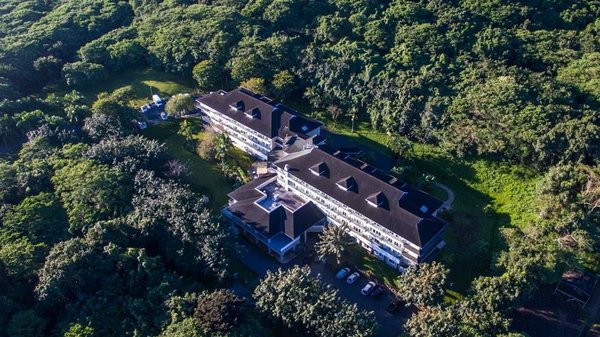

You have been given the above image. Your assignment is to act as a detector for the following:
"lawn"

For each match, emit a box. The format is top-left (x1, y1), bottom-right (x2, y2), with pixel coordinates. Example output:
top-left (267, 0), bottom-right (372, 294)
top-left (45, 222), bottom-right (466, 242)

top-left (142, 118), bottom-right (252, 212)
top-left (293, 115), bottom-right (541, 292)
top-left (45, 67), bottom-right (195, 106)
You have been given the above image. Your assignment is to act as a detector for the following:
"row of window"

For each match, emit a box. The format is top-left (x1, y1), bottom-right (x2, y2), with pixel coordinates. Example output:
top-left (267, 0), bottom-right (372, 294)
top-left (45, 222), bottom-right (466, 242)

top-left (203, 107), bottom-right (271, 149)
top-left (281, 172), bottom-right (419, 261)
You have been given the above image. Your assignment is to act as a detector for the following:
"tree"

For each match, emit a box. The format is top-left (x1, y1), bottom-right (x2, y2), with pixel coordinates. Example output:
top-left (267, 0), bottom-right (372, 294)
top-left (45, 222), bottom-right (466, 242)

top-left (315, 224), bottom-right (356, 265)
top-left (196, 129), bottom-right (218, 161)
top-left (129, 170), bottom-right (231, 279)
top-left (63, 323), bottom-right (94, 337)
top-left (86, 135), bottom-right (167, 175)
top-left (0, 113), bottom-right (17, 148)
top-left (165, 95), bottom-right (194, 118)
top-left (192, 60), bottom-right (220, 91)
top-left (0, 161), bottom-right (18, 203)
top-left (62, 62), bottom-right (107, 88)
top-left (254, 266), bottom-right (376, 337)
top-left (82, 113), bottom-right (131, 141)
top-left (387, 134), bottom-right (413, 160)
top-left (51, 159), bottom-right (130, 234)
top-left (194, 290), bottom-right (245, 332)
top-left (327, 105), bottom-right (343, 126)
top-left (7, 310), bottom-right (46, 337)
top-left (271, 70), bottom-right (295, 99)
top-left (240, 77), bottom-right (267, 94)
top-left (557, 52), bottom-right (600, 102)
top-left (214, 133), bottom-right (232, 165)
top-left (404, 305), bottom-right (463, 337)
top-left (0, 237), bottom-right (45, 281)
top-left (2, 192), bottom-right (68, 244)
top-left (395, 262), bottom-right (449, 308)
top-left (159, 318), bottom-right (204, 337)
top-left (178, 120), bottom-right (195, 146)
top-left (91, 94), bottom-right (136, 126)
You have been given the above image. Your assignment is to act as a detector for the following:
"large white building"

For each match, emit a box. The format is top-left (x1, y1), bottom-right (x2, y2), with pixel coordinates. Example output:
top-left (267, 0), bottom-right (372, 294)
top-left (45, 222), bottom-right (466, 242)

top-left (196, 88), bottom-right (322, 160)
top-left (197, 88), bottom-right (447, 270)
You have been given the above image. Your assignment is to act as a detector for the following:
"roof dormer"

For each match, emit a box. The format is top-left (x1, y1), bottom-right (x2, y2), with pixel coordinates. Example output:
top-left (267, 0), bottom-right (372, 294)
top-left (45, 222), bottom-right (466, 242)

top-left (309, 162), bottom-right (329, 177)
top-left (336, 176), bottom-right (357, 192)
top-left (366, 191), bottom-right (388, 209)
top-left (246, 107), bottom-right (261, 119)
top-left (230, 100), bottom-right (245, 111)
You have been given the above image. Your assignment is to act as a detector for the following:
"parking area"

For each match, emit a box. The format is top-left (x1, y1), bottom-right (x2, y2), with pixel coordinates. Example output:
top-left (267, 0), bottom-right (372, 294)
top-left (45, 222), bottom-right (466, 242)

top-left (307, 260), bottom-right (413, 337)
top-left (232, 237), bottom-right (414, 337)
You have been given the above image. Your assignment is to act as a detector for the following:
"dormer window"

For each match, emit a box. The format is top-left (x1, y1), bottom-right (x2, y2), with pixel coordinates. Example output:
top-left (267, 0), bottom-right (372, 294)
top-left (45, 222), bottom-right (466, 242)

top-left (336, 176), bottom-right (357, 192)
top-left (230, 100), bottom-right (245, 111)
top-left (245, 107), bottom-right (261, 119)
top-left (309, 162), bottom-right (329, 177)
top-left (366, 191), bottom-right (388, 209)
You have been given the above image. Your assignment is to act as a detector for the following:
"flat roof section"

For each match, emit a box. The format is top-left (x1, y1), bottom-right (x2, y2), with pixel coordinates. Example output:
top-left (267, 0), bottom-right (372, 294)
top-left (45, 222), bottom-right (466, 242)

top-left (258, 181), bottom-right (306, 212)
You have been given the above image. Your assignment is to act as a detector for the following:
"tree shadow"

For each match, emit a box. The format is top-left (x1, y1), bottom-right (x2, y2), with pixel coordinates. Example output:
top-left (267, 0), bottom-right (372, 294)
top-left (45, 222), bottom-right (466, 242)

top-left (323, 128), bottom-right (514, 292)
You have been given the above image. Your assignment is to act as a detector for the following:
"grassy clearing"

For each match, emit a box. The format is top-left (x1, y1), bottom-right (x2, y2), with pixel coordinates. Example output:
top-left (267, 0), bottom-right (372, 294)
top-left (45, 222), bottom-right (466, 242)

top-left (142, 118), bottom-right (245, 212)
top-left (46, 67), bottom-right (195, 105)
top-left (298, 116), bottom-right (541, 291)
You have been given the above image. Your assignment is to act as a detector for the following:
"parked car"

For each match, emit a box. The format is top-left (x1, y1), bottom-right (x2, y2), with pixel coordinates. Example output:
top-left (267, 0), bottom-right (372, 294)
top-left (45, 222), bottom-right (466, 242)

top-left (336, 267), bottom-right (350, 279)
top-left (136, 121), bottom-right (147, 130)
top-left (386, 298), bottom-right (402, 314)
top-left (346, 272), bottom-right (360, 284)
top-left (160, 112), bottom-right (168, 120)
top-left (370, 285), bottom-right (385, 298)
top-left (361, 281), bottom-right (377, 295)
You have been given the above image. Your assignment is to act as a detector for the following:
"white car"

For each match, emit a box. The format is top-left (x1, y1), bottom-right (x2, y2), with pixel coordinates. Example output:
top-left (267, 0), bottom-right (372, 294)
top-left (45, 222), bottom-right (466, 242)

top-left (336, 267), bottom-right (350, 279)
top-left (346, 272), bottom-right (360, 284)
top-left (160, 112), bottom-right (168, 120)
top-left (361, 281), bottom-right (376, 295)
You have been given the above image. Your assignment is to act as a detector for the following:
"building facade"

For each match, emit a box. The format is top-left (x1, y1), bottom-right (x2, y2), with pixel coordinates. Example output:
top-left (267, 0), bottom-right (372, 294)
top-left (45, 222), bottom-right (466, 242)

top-left (198, 88), bottom-right (447, 270)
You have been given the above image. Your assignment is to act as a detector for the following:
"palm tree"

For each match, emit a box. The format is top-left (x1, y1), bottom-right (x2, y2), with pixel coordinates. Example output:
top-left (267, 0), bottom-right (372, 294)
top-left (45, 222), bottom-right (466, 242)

top-left (214, 133), bottom-right (231, 165)
top-left (315, 224), bottom-right (356, 265)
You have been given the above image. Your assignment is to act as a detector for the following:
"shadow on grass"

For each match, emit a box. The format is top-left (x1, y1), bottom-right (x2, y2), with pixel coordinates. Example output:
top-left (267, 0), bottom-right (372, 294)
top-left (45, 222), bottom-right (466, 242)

top-left (143, 119), bottom-right (235, 212)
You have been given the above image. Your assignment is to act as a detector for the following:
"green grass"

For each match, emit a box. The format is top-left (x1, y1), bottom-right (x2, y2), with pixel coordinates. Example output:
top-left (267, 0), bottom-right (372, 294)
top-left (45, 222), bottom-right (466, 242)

top-left (297, 116), bottom-right (541, 291)
top-left (142, 118), bottom-right (242, 212)
top-left (45, 67), bottom-right (195, 105)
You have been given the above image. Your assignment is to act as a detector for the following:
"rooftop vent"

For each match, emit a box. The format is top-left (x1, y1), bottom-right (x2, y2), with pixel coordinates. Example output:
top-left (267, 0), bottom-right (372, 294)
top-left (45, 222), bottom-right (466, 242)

top-left (419, 205), bottom-right (428, 213)
top-left (336, 176), bottom-right (357, 192)
top-left (301, 125), bottom-right (308, 132)
top-left (309, 162), bottom-right (329, 177)
top-left (366, 191), bottom-right (388, 209)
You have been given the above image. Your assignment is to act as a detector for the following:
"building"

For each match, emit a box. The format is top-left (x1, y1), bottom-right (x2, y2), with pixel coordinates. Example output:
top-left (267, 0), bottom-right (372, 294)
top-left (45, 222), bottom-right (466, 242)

top-left (196, 88), bottom-right (323, 160)
top-left (223, 173), bottom-right (327, 262)
top-left (198, 88), bottom-right (447, 270)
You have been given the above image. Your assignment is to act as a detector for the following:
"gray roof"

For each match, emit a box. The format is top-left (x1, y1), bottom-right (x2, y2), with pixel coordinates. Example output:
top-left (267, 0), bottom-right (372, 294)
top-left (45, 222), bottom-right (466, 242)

top-left (274, 148), bottom-right (446, 247)
top-left (197, 88), bottom-right (322, 139)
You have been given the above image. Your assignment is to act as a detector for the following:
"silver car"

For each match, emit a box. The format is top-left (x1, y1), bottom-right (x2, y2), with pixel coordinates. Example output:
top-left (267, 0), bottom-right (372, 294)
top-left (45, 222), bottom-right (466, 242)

top-left (346, 272), bottom-right (360, 284)
top-left (361, 281), bottom-right (376, 295)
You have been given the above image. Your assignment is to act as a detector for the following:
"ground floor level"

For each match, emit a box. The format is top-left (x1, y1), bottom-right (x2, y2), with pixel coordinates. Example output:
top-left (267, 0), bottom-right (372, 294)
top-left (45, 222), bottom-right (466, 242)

top-left (230, 219), bottom-right (308, 263)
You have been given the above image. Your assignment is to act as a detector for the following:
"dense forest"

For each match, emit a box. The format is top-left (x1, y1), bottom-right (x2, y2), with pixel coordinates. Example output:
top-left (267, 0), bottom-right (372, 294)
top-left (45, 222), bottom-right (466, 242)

top-left (0, 0), bottom-right (598, 336)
